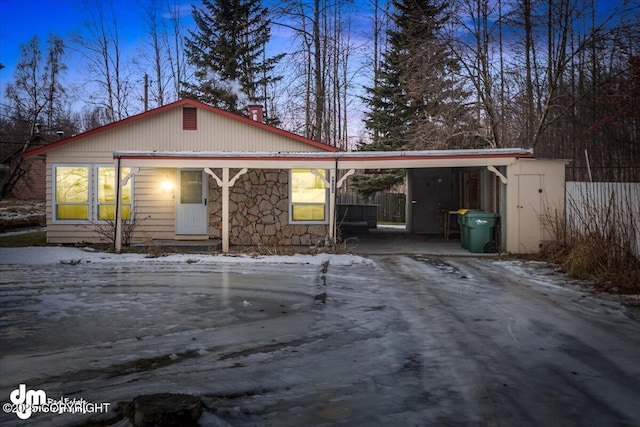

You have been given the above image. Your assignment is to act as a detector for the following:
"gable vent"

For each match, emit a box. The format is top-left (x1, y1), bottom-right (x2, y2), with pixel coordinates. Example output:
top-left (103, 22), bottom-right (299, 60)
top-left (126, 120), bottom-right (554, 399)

top-left (183, 107), bottom-right (197, 130)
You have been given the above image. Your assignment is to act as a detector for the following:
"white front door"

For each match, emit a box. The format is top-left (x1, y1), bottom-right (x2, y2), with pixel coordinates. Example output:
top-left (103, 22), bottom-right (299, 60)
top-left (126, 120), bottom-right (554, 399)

top-left (176, 169), bottom-right (208, 235)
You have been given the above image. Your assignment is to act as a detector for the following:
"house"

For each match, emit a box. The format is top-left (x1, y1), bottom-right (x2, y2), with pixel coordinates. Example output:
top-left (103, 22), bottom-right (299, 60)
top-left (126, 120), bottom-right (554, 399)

top-left (23, 99), bottom-right (566, 254)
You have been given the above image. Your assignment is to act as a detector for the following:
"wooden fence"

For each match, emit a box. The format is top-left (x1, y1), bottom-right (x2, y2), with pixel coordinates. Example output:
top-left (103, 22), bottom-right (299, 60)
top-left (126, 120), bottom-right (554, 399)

top-left (565, 182), bottom-right (640, 256)
top-left (337, 192), bottom-right (406, 223)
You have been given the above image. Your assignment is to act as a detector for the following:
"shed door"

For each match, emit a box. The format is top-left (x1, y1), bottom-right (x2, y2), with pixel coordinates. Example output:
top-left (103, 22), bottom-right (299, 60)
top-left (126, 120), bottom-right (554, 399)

top-left (176, 169), bottom-right (208, 235)
top-left (517, 174), bottom-right (543, 253)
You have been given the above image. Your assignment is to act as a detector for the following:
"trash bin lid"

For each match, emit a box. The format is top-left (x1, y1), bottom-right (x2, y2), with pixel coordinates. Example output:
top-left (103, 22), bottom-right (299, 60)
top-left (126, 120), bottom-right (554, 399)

top-left (457, 208), bottom-right (470, 215)
top-left (465, 211), bottom-right (498, 218)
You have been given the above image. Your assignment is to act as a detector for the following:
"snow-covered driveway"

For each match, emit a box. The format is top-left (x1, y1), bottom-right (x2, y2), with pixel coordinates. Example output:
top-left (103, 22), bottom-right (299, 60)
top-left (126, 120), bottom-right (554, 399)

top-left (1, 248), bottom-right (639, 426)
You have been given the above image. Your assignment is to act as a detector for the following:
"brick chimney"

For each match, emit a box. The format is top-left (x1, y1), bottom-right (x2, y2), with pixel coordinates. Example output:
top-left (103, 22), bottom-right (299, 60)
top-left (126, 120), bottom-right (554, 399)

top-left (248, 105), bottom-right (264, 123)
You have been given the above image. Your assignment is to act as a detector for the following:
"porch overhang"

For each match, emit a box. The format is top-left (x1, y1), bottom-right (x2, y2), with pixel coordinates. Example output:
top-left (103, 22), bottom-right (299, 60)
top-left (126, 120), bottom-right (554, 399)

top-left (113, 147), bottom-right (533, 169)
top-left (111, 148), bottom-right (534, 253)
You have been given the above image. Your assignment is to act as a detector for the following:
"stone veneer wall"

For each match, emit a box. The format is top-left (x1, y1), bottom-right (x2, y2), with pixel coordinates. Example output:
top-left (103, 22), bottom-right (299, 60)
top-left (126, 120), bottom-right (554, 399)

top-left (207, 169), bottom-right (329, 246)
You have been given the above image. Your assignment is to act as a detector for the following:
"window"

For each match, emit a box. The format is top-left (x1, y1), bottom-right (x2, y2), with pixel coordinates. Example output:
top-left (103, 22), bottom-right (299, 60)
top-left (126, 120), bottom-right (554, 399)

top-left (55, 166), bottom-right (89, 220)
top-left (53, 165), bottom-right (133, 223)
top-left (180, 170), bottom-right (203, 204)
top-left (290, 169), bottom-right (328, 223)
top-left (97, 166), bottom-right (132, 221)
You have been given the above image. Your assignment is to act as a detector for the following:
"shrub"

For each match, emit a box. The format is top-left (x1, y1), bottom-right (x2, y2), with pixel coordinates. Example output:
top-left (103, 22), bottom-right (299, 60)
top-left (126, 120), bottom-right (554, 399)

top-left (540, 184), bottom-right (640, 295)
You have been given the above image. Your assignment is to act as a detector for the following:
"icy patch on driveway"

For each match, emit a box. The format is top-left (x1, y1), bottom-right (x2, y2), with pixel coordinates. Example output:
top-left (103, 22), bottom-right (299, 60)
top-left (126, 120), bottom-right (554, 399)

top-left (2, 251), bottom-right (640, 426)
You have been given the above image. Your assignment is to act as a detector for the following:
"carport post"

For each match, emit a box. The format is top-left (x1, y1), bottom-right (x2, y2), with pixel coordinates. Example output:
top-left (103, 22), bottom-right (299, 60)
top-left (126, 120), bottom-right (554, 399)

top-left (114, 156), bottom-right (123, 253)
top-left (221, 168), bottom-right (230, 252)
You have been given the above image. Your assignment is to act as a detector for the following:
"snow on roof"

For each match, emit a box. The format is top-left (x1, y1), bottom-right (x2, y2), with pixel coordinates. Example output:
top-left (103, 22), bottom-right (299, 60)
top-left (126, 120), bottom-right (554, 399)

top-left (113, 147), bottom-right (534, 159)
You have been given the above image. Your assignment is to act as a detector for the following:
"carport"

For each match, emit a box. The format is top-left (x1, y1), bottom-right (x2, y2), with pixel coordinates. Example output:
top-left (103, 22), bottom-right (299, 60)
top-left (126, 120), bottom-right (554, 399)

top-left (114, 148), bottom-right (565, 254)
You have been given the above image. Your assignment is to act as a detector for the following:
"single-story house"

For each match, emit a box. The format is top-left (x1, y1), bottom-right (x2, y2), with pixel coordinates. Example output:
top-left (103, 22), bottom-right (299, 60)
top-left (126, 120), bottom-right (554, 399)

top-left (23, 99), bottom-right (566, 254)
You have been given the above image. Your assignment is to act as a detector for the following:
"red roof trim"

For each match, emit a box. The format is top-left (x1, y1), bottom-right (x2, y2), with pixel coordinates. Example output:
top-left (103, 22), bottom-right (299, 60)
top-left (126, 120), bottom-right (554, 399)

top-left (23, 99), bottom-right (338, 158)
top-left (118, 155), bottom-right (334, 161)
top-left (114, 151), bottom-right (534, 162)
top-left (338, 152), bottom-right (535, 161)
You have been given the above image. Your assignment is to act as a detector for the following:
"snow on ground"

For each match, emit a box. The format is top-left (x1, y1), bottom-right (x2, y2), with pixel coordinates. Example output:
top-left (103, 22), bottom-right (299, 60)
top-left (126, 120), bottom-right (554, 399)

top-left (1, 247), bottom-right (640, 426)
top-left (0, 227), bottom-right (46, 237)
top-left (0, 202), bottom-right (44, 221)
top-left (0, 246), bottom-right (376, 267)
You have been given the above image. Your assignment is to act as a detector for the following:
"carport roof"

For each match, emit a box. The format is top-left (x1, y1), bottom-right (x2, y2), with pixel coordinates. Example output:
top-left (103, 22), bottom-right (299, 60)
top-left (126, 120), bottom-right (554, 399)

top-left (114, 147), bottom-right (534, 169)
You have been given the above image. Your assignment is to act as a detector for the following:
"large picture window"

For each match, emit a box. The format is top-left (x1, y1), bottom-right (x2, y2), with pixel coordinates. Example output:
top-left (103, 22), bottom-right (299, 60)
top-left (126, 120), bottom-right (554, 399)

top-left (53, 165), bottom-right (133, 222)
top-left (55, 166), bottom-right (90, 220)
top-left (290, 169), bottom-right (328, 223)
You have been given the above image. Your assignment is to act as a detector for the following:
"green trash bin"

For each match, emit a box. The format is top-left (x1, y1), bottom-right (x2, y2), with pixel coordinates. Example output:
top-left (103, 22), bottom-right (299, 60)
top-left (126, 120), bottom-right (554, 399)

top-left (466, 211), bottom-right (499, 253)
top-left (457, 209), bottom-right (470, 249)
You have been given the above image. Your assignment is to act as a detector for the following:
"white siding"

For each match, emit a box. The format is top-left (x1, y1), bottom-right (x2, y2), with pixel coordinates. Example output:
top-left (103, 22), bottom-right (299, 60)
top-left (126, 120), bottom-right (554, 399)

top-left (566, 182), bottom-right (640, 256)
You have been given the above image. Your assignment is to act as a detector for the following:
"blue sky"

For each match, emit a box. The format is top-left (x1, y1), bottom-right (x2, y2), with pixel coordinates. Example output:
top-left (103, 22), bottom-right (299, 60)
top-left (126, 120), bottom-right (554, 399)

top-left (0, 0), bottom-right (372, 136)
top-left (0, 0), bottom-right (191, 68)
top-left (0, 0), bottom-right (197, 108)
top-left (1, 1), bottom-right (84, 68)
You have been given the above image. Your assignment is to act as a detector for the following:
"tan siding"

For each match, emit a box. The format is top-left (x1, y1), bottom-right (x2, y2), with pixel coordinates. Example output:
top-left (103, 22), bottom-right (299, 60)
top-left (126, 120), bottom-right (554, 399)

top-left (45, 162), bottom-right (178, 244)
top-left (47, 225), bottom-right (107, 244)
top-left (50, 108), bottom-right (325, 157)
top-left (130, 168), bottom-right (175, 242)
top-left (42, 105), bottom-right (328, 244)
top-left (505, 159), bottom-right (566, 254)
top-left (48, 152), bottom-right (115, 164)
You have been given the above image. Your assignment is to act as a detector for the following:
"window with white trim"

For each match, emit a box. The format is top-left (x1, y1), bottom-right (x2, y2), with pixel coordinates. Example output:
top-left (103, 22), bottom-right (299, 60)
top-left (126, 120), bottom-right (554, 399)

top-left (55, 165), bottom-right (90, 221)
top-left (53, 165), bottom-right (133, 222)
top-left (97, 166), bottom-right (132, 221)
top-left (289, 169), bottom-right (328, 223)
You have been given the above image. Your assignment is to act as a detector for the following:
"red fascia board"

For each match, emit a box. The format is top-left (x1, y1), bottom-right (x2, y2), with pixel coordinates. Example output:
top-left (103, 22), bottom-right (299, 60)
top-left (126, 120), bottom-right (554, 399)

top-left (338, 152), bottom-right (535, 161)
top-left (114, 151), bottom-right (533, 162)
top-left (23, 99), bottom-right (338, 158)
top-left (114, 154), bottom-right (337, 162)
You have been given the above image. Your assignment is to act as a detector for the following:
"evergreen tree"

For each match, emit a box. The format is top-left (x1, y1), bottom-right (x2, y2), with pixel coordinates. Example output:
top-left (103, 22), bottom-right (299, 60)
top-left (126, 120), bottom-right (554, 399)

top-left (182, 0), bottom-right (284, 124)
top-left (355, 0), bottom-right (470, 198)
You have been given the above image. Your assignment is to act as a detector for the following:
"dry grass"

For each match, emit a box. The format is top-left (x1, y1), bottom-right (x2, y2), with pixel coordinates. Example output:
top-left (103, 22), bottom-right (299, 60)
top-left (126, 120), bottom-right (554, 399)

top-left (563, 237), bottom-right (640, 292)
top-left (539, 185), bottom-right (640, 295)
top-left (541, 238), bottom-right (640, 294)
top-left (0, 230), bottom-right (47, 247)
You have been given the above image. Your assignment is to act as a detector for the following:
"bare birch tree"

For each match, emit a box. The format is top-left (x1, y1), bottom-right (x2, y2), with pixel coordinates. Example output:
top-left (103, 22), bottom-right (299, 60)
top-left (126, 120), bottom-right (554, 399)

top-left (73, 0), bottom-right (131, 122)
top-left (1, 35), bottom-right (69, 198)
top-left (274, 0), bottom-right (362, 146)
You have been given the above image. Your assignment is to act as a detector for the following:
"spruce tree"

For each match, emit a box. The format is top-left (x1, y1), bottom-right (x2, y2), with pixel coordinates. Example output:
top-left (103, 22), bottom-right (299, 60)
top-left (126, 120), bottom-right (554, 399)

top-left (182, 0), bottom-right (284, 123)
top-left (355, 0), bottom-right (470, 198)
